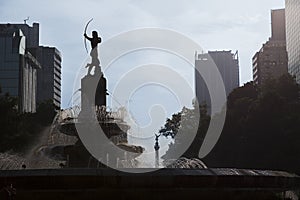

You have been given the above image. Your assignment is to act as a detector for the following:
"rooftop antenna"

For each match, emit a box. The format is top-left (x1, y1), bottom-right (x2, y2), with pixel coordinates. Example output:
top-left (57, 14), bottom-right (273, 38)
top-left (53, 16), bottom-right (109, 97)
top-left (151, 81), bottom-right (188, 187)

top-left (24, 17), bottom-right (29, 24)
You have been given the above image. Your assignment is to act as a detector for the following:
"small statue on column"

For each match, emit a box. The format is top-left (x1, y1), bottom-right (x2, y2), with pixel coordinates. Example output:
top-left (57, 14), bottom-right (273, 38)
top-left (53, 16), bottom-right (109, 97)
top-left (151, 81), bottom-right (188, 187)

top-left (154, 134), bottom-right (161, 168)
top-left (154, 134), bottom-right (160, 151)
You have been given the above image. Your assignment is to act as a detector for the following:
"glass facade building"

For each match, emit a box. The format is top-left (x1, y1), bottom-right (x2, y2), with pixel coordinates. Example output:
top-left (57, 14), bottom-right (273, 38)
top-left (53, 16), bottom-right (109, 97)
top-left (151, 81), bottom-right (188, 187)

top-left (0, 26), bottom-right (41, 112)
top-left (195, 51), bottom-right (239, 114)
top-left (286, 0), bottom-right (300, 84)
top-left (0, 22), bottom-right (62, 110)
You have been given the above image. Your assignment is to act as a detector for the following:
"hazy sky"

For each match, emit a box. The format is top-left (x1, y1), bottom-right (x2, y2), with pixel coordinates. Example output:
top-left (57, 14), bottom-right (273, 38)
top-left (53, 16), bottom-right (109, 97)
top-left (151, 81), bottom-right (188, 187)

top-left (0, 0), bottom-right (285, 109)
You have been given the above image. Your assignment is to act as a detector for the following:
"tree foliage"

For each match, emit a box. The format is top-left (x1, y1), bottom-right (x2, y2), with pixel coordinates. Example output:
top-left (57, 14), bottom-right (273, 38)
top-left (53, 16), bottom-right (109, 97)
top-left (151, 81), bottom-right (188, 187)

top-left (161, 74), bottom-right (300, 174)
top-left (0, 90), bottom-right (57, 153)
top-left (208, 74), bottom-right (300, 174)
top-left (160, 104), bottom-right (210, 160)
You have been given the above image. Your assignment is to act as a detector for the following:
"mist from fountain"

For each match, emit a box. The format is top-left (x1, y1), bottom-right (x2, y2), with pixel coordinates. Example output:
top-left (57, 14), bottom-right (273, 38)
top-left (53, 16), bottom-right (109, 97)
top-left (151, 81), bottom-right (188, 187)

top-left (0, 106), bottom-right (207, 170)
top-left (0, 111), bottom-right (76, 170)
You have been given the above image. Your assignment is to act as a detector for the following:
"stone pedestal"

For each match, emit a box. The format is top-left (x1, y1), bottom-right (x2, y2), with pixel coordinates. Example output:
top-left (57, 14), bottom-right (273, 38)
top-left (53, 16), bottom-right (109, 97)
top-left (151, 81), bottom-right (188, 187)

top-left (80, 72), bottom-right (107, 112)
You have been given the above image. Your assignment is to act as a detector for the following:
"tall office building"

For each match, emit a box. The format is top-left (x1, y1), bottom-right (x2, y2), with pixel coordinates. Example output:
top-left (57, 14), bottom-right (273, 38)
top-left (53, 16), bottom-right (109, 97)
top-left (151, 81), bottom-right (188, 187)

top-left (195, 50), bottom-right (239, 113)
top-left (285, 0), bottom-right (300, 84)
top-left (0, 22), bottom-right (62, 110)
top-left (31, 47), bottom-right (62, 108)
top-left (271, 9), bottom-right (286, 41)
top-left (252, 9), bottom-right (288, 85)
top-left (0, 25), bottom-right (41, 112)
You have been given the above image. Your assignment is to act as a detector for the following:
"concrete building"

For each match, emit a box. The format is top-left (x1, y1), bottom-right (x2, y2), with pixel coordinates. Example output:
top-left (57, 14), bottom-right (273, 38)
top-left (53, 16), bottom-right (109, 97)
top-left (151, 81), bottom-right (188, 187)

top-left (30, 47), bottom-right (62, 108)
top-left (0, 25), bottom-right (41, 112)
top-left (285, 0), bottom-right (300, 84)
top-left (195, 50), bottom-right (239, 112)
top-left (271, 9), bottom-right (286, 41)
top-left (252, 9), bottom-right (288, 85)
top-left (252, 41), bottom-right (288, 85)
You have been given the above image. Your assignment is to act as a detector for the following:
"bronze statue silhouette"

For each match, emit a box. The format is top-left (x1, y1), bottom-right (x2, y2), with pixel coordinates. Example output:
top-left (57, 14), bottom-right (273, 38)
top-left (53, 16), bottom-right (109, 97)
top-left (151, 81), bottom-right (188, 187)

top-left (84, 30), bottom-right (102, 76)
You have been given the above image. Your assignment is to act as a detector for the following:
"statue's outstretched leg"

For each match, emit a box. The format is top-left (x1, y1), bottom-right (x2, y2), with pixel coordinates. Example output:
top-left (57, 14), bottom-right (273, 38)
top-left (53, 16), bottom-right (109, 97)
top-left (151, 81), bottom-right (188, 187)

top-left (88, 65), bottom-right (94, 75)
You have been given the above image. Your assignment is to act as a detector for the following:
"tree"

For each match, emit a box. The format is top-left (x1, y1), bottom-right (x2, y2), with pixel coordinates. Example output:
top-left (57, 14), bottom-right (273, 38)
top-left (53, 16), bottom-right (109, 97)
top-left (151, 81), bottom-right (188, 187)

top-left (160, 104), bottom-right (210, 160)
top-left (159, 112), bottom-right (181, 139)
top-left (204, 74), bottom-right (300, 174)
top-left (160, 74), bottom-right (300, 174)
top-left (35, 99), bottom-right (57, 126)
top-left (0, 91), bottom-right (57, 153)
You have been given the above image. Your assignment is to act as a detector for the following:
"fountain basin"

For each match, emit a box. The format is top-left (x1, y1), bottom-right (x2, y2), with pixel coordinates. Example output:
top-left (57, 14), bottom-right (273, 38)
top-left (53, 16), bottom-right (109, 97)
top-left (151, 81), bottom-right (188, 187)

top-left (0, 168), bottom-right (299, 200)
